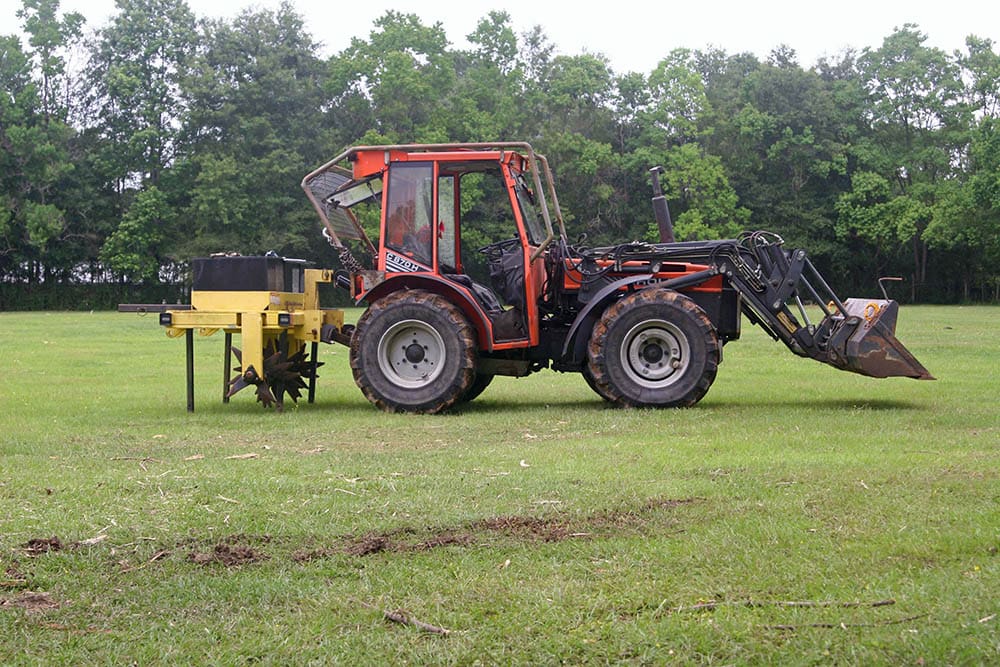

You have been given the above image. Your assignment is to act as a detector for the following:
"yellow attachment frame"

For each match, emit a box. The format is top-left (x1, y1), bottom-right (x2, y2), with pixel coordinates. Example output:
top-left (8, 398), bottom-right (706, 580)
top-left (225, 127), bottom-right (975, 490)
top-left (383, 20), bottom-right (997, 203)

top-left (163, 268), bottom-right (343, 391)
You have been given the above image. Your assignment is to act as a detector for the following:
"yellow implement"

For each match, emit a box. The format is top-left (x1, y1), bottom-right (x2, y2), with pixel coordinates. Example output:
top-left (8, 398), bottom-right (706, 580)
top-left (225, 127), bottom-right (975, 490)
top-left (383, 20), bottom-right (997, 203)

top-left (121, 256), bottom-right (346, 411)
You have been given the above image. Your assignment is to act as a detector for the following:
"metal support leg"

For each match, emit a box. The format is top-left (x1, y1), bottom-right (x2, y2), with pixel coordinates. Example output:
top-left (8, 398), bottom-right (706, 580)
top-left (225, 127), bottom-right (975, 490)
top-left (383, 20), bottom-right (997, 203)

top-left (223, 332), bottom-right (232, 404)
top-left (308, 342), bottom-right (319, 404)
top-left (185, 329), bottom-right (195, 413)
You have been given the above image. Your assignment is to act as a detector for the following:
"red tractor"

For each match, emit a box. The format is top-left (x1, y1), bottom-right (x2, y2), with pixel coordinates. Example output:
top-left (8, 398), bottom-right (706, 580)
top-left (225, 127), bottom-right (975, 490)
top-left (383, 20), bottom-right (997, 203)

top-left (302, 142), bottom-right (932, 413)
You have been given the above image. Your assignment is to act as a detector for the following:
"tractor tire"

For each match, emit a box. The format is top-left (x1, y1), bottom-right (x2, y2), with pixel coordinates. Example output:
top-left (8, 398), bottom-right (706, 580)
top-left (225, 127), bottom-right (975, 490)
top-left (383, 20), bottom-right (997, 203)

top-left (460, 373), bottom-right (494, 403)
top-left (582, 365), bottom-right (613, 403)
top-left (350, 290), bottom-right (477, 413)
top-left (587, 288), bottom-right (720, 408)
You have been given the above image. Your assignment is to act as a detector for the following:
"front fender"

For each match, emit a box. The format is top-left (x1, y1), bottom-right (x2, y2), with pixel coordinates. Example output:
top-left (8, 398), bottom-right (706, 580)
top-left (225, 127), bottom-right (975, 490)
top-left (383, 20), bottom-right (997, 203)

top-left (560, 274), bottom-right (655, 364)
top-left (360, 274), bottom-right (494, 351)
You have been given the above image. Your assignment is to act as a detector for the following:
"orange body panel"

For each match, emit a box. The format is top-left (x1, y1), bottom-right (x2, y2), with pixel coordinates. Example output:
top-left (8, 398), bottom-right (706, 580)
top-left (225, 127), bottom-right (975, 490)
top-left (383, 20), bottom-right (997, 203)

top-left (561, 259), bottom-right (724, 292)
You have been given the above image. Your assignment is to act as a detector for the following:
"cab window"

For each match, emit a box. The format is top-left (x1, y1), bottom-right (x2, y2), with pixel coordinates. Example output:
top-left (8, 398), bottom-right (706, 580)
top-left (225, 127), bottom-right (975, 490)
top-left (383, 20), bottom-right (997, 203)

top-left (513, 172), bottom-right (545, 245)
top-left (385, 162), bottom-right (433, 266)
top-left (438, 174), bottom-right (456, 271)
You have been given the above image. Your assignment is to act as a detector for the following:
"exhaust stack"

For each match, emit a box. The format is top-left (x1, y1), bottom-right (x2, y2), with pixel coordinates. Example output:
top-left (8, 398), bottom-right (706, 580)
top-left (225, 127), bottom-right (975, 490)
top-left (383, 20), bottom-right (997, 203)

top-left (649, 166), bottom-right (675, 243)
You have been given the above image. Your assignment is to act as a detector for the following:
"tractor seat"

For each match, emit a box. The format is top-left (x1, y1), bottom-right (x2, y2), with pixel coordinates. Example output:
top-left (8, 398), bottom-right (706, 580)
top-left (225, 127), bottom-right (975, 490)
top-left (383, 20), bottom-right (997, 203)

top-left (445, 274), bottom-right (504, 314)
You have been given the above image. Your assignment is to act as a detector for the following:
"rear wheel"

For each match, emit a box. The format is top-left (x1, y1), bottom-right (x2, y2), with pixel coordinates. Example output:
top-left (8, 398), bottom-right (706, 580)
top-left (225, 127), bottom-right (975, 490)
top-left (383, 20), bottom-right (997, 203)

top-left (587, 288), bottom-right (719, 408)
top-left (460, 373), bottom-right (494, 402)
top-left (350, 290), bottom-right (476, 413)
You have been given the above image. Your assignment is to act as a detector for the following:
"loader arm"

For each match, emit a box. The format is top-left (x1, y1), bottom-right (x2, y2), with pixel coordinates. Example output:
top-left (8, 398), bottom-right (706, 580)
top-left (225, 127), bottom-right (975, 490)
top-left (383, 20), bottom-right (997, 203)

top-left (577, 232), bottom-right (933, 381)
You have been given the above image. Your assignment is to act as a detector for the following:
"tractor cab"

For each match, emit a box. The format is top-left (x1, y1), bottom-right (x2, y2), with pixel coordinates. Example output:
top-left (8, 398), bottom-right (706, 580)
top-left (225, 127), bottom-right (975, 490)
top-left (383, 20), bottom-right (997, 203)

top-left (303, 143), bottom-right (560, 351)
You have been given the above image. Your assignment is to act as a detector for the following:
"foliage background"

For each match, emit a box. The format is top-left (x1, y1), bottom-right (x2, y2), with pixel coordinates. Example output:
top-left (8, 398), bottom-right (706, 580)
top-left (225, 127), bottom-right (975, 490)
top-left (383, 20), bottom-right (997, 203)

top-left (2, 0), bottom-right (999, 308)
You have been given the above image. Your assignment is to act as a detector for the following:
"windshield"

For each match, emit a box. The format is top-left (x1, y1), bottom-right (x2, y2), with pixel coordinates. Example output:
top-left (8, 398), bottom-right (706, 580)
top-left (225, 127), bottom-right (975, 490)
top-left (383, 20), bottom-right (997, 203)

top-left (513, 173), bottom-right (545, 245)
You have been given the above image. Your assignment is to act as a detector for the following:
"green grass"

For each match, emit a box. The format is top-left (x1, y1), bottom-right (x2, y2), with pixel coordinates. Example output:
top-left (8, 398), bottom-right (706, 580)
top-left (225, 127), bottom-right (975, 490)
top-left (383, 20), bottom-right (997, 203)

top-left (1, 306), bottom-right (997, 664)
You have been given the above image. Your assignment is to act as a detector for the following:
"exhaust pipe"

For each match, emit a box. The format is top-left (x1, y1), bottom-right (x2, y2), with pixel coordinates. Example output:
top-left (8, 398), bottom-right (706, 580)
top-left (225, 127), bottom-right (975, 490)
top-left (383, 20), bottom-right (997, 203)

top-left (649, 166), bottom-right (675, 243)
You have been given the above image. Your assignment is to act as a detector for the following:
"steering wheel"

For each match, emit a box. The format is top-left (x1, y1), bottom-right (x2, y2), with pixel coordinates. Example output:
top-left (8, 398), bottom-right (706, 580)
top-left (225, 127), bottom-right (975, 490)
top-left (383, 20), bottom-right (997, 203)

top-left (477, 237), bottom-right (521, 257)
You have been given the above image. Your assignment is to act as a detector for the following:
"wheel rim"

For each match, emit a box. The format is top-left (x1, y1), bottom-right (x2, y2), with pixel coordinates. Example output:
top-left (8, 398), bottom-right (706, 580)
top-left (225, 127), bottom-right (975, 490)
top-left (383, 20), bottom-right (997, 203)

top-left (619, 319), bottom-right (690, 389)
top-left (377, 319), bottom-right (446, 388)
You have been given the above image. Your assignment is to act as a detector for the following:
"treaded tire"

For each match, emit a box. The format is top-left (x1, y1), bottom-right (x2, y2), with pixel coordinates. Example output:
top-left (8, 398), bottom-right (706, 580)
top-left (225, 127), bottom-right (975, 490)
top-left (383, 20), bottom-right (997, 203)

top-left (582, 365), bottom-right (614, 403)
top-left (587, 288), bottom-right (720, 408)
top-left (460, 373), bottom-right (494, 403)
top-left (350, 290), bottom-right (476, 413)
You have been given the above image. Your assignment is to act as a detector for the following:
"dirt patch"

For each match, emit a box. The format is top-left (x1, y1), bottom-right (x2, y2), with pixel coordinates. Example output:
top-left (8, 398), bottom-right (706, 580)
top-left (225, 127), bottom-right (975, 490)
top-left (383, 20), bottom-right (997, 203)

top-left (583, 496), bottom-right (700, 531)
top-left (335, 516), bottom-right (576, 558)
top-left (474, 515), bottom-right (575, 542)
top-left (187, 543), bottom-right (268, 567)
top-left (0, 591), bottom-right (60, 612)
top-left (642, 497), bottom-right (700, 511)
top-left (3, 561), bottom-right (29, 589)
top-left (219, 533), bottom-right (272, 546)
top-left (290, 547), bottom-right (338, 563)
top-left (21, 537), bottom-right (62, 557)
top-left (344, 535), bottom-right (392, 557)
top-left (120, 496), bottom-right (698, 568)
top-left (414, 534), bottom-right (474, 551)
top-left (292, 495), bottom-right (700, 562)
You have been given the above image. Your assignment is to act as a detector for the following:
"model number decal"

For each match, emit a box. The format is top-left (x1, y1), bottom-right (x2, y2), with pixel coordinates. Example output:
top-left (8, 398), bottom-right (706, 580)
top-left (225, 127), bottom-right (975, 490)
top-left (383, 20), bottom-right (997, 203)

top-left (385, 251), bottom-right (428, 273)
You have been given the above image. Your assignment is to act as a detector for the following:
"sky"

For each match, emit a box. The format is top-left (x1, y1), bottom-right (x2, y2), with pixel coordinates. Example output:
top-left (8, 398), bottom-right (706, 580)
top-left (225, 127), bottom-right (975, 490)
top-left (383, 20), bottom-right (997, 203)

top-left (3, 0), bottom-right (999, 73)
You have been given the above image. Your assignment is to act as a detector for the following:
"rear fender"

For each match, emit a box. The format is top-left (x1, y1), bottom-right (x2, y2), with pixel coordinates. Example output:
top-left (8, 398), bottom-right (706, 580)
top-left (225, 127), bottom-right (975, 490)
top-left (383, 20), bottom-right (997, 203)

top-left (361, 275), bottom-right (494, 351)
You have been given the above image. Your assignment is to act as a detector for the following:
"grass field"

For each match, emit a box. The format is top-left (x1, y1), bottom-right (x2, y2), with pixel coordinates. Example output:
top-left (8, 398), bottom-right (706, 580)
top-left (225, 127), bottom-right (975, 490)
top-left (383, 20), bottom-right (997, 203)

top-left (1, 306), bottom-right (997, 664)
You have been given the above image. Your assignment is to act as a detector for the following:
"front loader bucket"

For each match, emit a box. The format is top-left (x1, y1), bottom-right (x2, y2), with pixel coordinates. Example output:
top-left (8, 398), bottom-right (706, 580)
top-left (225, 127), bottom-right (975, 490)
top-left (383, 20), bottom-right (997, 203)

top-left (824, 299), bottom-right (934, 380)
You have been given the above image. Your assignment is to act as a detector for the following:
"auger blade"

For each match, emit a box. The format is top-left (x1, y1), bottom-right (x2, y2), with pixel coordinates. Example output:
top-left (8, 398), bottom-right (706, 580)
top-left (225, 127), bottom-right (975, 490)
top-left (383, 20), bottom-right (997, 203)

top-left (255, 382), bottom-right (279, 409)
top-left (227, 341), bottom-right (322, 410)
top-left (226, 376), bottom-right (251, 398)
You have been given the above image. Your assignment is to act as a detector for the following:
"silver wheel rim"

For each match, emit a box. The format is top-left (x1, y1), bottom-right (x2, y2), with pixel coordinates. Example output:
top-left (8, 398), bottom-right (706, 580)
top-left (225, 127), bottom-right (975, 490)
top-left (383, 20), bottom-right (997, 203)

top-left (620, 319), bottom-right (690, 389)
top-left (377, 319), bottom-right (446, 388)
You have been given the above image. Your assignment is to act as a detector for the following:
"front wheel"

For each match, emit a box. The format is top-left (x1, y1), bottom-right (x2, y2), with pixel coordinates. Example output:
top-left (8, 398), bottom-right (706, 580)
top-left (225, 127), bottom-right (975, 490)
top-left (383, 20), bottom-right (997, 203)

top-left (587, 289), bottom-right (720, 408)
top-left (350, 290), bottom-right (476, 413)
top-left (582, 365), bottom-right (613, 403)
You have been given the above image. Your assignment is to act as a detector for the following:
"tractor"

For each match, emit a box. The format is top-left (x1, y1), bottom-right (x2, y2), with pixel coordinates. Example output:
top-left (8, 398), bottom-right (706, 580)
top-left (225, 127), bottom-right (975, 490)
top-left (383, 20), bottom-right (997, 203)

top-left (299, 142), bottom-right (932, 413)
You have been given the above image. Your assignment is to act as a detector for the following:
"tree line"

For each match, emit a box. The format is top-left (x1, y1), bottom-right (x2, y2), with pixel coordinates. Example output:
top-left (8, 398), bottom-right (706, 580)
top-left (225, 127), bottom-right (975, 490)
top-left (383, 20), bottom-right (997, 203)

top-left (2, 0), bottom-right (998, 308)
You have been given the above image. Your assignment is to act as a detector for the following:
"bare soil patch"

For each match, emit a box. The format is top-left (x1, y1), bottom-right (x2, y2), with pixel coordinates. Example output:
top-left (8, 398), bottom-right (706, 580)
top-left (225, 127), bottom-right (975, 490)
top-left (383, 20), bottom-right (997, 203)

top-left (21, 537), bottom-right (63, 557)
top-left (187, 543), bottom-right (268, 567)
top-left (3, 561), bottom-right (29, 589)
top-left (297, 495), bottom-right (700, 560)
top-left (19, 496), bottom-right (699, 570)
top-left (0, 591), bottom-right (60, 612)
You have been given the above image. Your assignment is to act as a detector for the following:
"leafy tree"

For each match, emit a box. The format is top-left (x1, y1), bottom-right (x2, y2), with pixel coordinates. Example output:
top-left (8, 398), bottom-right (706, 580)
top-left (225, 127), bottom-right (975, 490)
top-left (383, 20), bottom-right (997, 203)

top-left (99, 184), bottom-right (167, 280)
top-left (85, 0), bottom-right (198, 281)
top-left (0, 1), bottom-right (82, 282)
top-left (86, 0), bottom-right (197, 189)
top-left (176, 2), bottom-right (327, 258)
top-left (16, 0), bottom-right (84, 123)
top-left (835, 171), bottom-right (911, 275)
top-left (850, 25), bottom-right (969, 297)
top-left (924, 117), bottom-right (1000, 299)
top-left (719, 50), bottom-right (851, 255)
top-left (328, 11), bottom-right (455, 143)
top-left (959, 36), bottom-right (1000, 119)
top-left (530, 53), bottom-right (620, 239)
top-left (451, 11), bottom-right (525, 140)
top-left (644, 49), bottom-right (711, 144)
top-left (641, 143), bottom-right (749, 241)
top-left (467, 10), bottom-right (517, 75)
